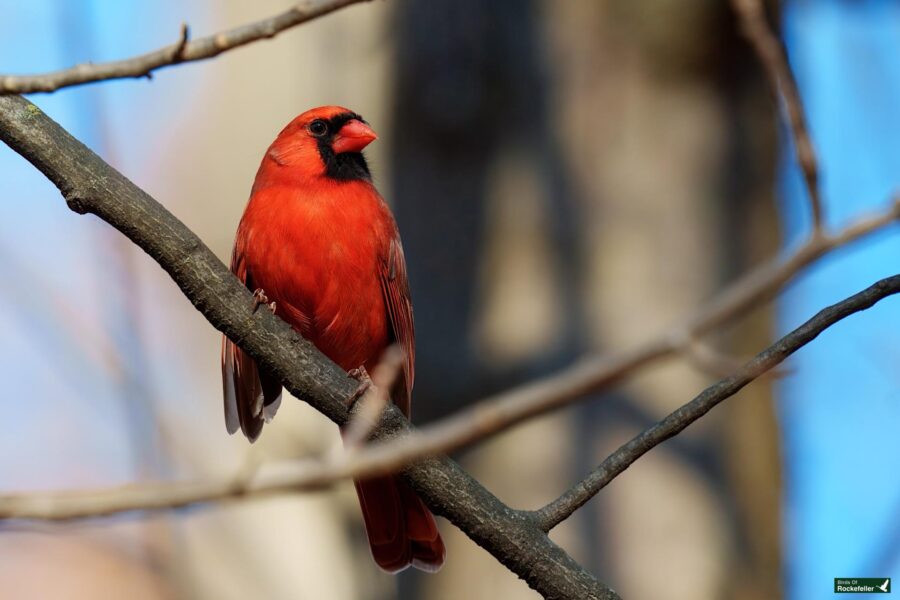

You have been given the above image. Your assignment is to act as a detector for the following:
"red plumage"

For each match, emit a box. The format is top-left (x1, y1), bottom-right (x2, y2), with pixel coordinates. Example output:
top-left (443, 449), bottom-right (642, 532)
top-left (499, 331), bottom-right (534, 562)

top-left (221, 106), bottom-right (444, 573)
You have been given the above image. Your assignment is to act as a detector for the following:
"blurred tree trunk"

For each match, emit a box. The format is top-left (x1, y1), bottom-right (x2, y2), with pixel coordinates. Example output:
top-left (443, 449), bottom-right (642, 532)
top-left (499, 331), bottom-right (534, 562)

top-left (390, 1), bottom-right (782, 598)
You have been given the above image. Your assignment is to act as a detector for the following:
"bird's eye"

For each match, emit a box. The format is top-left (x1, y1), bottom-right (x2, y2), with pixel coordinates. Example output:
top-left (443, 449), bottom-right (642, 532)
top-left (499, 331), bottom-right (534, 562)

top-left (308, 120), bottom-right (328, 137)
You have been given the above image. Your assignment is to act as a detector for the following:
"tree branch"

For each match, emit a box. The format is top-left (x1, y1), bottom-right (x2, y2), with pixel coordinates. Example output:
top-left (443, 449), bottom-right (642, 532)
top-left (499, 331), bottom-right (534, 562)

top-left (678, 200), bottom-right (899, 339)
top-left (1, 94), bottom-right (895, 598)
top-left (0, 0), bottom-right (893, 516)
top-left (0, 0), bottom-right (370, 94)
top-left (532, 274), bottom-right (900, 532)
top-left (732, 0), bottom-right (824, 229)
top-left (0, 94), bottom-right (618, 600)
top-left (0, 1), bottom-right (890, 594)
top-left (0, 93), bottom-right (895, 536)
top-left (0, 89), bottom-right (895, 524)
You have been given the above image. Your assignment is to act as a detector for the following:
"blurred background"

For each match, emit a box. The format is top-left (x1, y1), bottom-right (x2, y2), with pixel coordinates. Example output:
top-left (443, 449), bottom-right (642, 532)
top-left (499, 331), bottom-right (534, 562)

top-left (0, 1), bottom-right (898, 598)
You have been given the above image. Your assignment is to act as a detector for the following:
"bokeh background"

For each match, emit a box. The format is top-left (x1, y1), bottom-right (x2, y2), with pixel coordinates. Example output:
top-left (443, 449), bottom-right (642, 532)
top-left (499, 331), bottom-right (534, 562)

top-left (1, 1), bottom-right (898, 599)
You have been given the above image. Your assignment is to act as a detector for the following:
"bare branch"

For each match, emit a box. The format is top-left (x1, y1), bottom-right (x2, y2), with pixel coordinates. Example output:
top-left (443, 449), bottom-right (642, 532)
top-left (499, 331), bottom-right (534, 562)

top-left (173, 23), bottom-right (191, 63)
top-left (0, 94), bottom-right (617, 600)
top-left (732, 0), bottom-right (824, 229)
top-left (533, 274), bottom-right (900, 531)
top-left (678, 198), bottom-right (900, 340)
top-left (0, 438), bottom-right (458, 521)
top-left (0, 0), bottom-right (370, 94)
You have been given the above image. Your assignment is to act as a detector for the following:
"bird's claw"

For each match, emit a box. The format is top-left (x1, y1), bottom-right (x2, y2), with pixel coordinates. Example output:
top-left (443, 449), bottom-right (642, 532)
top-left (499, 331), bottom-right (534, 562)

top-left (252, 288), bottom-right (276, 314)
top-left (347, 366), bottom-right (373, 409)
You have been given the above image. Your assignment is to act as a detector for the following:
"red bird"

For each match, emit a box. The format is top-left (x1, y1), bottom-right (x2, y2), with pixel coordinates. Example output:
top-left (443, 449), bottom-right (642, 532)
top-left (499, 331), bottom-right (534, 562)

top-left (221, 106), bottom-right (444, 573)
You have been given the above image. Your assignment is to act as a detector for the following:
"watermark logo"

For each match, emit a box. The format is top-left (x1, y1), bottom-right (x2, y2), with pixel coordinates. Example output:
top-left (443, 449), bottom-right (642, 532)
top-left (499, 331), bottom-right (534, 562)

top-left (834, 578), bottom-right (891, 594)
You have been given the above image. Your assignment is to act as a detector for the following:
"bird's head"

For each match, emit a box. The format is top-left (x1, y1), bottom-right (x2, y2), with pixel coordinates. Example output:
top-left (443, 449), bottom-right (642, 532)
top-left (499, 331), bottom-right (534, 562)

top-left (265, 105), bottom-right (377, 182)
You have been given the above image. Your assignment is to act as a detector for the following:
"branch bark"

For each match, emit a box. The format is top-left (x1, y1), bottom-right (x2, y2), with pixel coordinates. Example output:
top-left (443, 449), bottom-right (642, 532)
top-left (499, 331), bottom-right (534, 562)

top-left (0, 94), bottom-right (618, 600)
top-left (732, 0), bottom-right (824, 229)
top-left (532, 274), bottom-right (900, 531)
top-left (0, 0), bottom-right (369, 94)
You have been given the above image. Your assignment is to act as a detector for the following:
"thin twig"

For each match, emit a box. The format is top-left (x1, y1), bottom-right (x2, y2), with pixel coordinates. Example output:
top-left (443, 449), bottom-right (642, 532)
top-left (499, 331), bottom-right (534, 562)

top-left (732, 0), bottom-right (824, 230)
top-left (532, 274), bottom-right (900, 531)
top-left (679, 197), bottom-right (900, 340)
top-left (0, 442), bottom-right (413, 521)
top-left (0, 0), bottom-right (370, 94)
top-left (172, 23), bottom-right (191, 63)
top-left (341, 345), bottom-right (404, 448)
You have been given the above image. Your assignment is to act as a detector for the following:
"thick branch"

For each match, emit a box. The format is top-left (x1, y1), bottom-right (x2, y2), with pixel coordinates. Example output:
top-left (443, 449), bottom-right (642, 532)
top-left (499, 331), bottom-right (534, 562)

top-left (533, 274), bottom-right (900, 531)
top-left (0, 94), bottom-right (617, 600)
top-left (732, 0), bottom-right (824, 229)
top-left (0, 0), bottom-right (369, 94)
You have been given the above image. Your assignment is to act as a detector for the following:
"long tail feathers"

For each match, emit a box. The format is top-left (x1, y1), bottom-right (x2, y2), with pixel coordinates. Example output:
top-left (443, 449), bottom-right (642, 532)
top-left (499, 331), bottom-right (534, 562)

top-left (354, 476), bottom-right (445, 573)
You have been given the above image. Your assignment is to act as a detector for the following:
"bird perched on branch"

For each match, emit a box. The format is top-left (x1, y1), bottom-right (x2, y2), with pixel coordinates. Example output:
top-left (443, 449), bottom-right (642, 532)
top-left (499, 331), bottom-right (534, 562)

top-left (221, 106), bottom-right (444, 573)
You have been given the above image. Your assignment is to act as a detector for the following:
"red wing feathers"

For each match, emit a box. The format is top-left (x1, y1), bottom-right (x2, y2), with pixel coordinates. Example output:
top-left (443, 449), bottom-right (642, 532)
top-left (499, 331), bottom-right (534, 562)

top-left (380, 237), bottom-right (415, 417)
top-left (355, 235), bottom-right (445, 573)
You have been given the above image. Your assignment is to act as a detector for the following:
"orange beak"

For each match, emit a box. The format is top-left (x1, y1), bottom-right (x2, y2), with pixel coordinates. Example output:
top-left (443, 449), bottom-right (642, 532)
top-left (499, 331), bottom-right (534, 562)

top-left (332, 119), bottom-right (377, 154)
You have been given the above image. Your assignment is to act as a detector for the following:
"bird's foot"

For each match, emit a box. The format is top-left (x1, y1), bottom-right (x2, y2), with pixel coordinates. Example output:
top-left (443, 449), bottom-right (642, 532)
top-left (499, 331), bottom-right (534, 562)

top-left (252, 288), bottom-right (276, 314)
top-left (346, 365), bottom-right (373, 409)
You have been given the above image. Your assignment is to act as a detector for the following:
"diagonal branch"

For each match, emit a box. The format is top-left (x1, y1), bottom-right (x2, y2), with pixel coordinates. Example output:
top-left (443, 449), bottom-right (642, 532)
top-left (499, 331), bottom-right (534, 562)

top-left (0, 0), bottom-right (370, 94)
top-left (532, 274), bottom-right (900, 532)
top-left (732, 0), bottom-right (824, 230)
top-left (0, 94), bottom-right (618, 600)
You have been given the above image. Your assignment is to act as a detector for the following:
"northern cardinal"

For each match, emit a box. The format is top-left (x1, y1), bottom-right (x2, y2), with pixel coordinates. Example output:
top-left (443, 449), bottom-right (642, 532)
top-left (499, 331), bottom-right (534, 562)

top-left (221, 106), bottom-right (445, 573)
